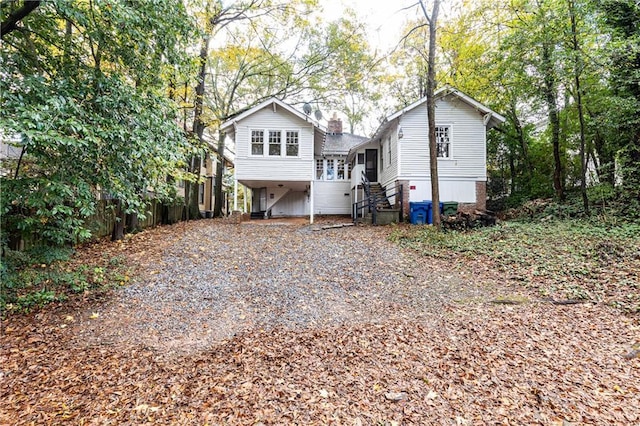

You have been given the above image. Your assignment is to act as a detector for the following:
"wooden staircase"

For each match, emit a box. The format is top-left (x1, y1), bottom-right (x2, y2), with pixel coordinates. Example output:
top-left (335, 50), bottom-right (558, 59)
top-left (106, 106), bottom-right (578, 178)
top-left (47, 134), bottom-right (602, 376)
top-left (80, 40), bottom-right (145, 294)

top-left (353, 171), bottom-right (404, 225)
top-left (368, 183), bottom-right (392, 209)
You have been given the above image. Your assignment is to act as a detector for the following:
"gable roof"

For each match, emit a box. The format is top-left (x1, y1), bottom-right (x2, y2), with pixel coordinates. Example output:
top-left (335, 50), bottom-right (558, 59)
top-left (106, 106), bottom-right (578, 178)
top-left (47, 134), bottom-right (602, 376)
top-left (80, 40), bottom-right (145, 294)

top-left (220, 97), bottom-right (324, 131)
top-left (367, 86), bottom-right (506, 144)
top-left (391, 87), bottom-right (505, 123)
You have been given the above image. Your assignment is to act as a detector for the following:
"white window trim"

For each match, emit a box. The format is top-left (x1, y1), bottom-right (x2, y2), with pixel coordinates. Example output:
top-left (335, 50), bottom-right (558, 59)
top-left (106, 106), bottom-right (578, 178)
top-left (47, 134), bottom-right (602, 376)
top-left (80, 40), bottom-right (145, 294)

top-left (314, 157), bottom-right (350, 181)
top-left (285, 129), bottom-right (300, 157)
top-left (435, 124), bottom-right (454, 160)
top-left (268, 130), bottom-right (282, 156)
top-left (250, 129), bottom-right (265, 156)
top-left (250, 128), bottom-right (301, 157)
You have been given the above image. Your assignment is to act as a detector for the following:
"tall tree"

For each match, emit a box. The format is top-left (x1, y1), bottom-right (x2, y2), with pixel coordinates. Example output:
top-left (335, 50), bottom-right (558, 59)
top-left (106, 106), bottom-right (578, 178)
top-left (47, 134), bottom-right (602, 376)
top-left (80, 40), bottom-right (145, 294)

top-left (599, 0), bottom-right (640, 204)
top-left (0, 0), bottom-right (196, 245)
top-left (418, 0), bottom-right (442, 227)
top-left (184, 0), bottom-right (266, 219)
top-left (567, 0), bottom-right (589, 214)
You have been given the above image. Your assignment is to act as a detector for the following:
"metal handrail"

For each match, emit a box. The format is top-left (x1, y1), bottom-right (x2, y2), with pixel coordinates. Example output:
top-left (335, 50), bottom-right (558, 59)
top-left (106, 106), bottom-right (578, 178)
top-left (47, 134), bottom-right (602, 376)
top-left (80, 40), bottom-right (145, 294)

top-left (353, 180), bottom-right (404, 225)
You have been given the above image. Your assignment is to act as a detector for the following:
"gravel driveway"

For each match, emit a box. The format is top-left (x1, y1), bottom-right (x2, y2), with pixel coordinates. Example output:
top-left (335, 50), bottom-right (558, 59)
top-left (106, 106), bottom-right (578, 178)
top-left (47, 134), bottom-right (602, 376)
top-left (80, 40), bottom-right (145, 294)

top-left (5, 220), bottom-right (638, 424)
top-left (76, 220), bottom-right (489, 355)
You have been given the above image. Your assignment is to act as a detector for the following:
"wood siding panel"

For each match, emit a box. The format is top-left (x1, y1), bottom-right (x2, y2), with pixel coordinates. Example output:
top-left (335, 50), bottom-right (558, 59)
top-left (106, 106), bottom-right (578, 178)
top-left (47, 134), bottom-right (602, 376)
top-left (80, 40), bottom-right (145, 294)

top-left (379, 124), bottom-right (399, 189)
top-left (398, 96), bottom-right (487, 179)
top-left (271, 190), bottom-right (309, 216)
top-left (314, 181), bottom-right (351, 214)
top-left (408, 178), bottom-right (477, 203)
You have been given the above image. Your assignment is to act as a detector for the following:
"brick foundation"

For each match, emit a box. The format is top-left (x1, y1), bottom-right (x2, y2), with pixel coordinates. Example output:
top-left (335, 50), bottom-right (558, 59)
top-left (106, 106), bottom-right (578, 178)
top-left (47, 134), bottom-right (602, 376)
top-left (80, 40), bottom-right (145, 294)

top-left (396, 179), bottom-right (410, 220)
top-left (456, 182), bottom-right (487, 213)
top-left (475, 181), bottom-right (487, 211)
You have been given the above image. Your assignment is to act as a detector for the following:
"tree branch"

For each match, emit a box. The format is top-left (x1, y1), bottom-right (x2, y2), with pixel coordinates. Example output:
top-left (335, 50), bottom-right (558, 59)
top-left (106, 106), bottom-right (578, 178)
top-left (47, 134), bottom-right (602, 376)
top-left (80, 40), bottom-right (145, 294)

top-left (1, 0), bottom-right (41, 39)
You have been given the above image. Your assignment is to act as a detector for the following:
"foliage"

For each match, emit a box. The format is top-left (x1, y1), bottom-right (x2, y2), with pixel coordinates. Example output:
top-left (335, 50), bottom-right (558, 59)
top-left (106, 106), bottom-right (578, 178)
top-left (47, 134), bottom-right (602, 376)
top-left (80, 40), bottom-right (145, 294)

top-left (0, 245), bottom-right (129, 314)
top-left (390, 219), bottom-right (640, 312)
top-left (420, 0), bottom-right (640, 212)
top-left (0, 0), bottom-right (197, 246)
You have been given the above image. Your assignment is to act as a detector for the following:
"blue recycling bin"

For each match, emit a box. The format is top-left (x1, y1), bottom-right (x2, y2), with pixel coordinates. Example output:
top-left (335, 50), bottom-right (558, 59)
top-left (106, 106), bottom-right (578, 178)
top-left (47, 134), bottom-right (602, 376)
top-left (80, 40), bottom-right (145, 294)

top-left (410, 201), bottom-right (432, 225)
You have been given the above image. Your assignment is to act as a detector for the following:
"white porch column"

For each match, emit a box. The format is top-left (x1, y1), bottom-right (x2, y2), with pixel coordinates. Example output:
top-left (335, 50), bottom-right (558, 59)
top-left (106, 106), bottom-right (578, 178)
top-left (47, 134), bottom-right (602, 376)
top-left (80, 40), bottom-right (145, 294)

top-left (233, 178), bottom-right (238, 211)
top-left (244, 186), bottom-right (248, 212)
top-left (309, 180), bottom-right (314, 224)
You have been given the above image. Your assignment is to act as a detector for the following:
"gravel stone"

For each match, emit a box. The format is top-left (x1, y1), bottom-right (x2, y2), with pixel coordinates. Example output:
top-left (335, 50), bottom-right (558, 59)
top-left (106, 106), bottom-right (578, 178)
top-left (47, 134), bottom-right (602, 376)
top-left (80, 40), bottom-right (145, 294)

top-left (75, 221), bottom-right (493, 355)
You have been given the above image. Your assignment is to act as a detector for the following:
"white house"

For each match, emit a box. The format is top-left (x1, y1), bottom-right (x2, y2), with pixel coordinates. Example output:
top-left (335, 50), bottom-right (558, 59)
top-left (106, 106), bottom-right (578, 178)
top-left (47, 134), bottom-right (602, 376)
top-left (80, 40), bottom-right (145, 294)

top-left (220, 98), bottom-right (366, 223)
top-left (221, 89), bottom-right (504, 224)
top-left (348, 87), bottom-right (505, 218)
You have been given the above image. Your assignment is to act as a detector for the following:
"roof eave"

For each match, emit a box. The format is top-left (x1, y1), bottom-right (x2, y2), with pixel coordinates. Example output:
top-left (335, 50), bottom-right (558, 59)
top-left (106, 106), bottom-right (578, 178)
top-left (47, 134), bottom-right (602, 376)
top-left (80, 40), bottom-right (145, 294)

top-left (220, 97), bottom-right (325, 132)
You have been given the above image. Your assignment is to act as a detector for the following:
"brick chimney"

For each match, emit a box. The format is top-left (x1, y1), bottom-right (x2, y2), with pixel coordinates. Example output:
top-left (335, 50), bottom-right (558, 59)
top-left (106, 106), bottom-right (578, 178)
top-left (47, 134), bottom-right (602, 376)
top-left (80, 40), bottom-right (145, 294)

top-left (327, 112), bottom-right (342, 134)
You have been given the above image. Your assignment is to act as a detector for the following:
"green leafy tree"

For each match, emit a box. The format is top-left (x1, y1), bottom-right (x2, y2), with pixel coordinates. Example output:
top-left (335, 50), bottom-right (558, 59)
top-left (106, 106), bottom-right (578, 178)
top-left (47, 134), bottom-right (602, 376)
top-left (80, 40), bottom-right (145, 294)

top-left (1, 0), bottom-right (196, 245)
top-left (598, 0), bottom-right (640, 206)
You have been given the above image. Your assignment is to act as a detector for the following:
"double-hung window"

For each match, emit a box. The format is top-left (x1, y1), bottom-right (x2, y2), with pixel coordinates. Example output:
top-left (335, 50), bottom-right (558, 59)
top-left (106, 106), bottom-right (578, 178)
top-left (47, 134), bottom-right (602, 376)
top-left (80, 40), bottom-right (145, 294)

top-left (436, 126), bottom-right (451, 158)
top-left (326, 159), bottom-right (335, 180)
top-left (286, 131), bottom-right (299, 156)
top-left (269, 130), bottom-right (282, 156)
top-left (251, 130), bottom-right (264, 155)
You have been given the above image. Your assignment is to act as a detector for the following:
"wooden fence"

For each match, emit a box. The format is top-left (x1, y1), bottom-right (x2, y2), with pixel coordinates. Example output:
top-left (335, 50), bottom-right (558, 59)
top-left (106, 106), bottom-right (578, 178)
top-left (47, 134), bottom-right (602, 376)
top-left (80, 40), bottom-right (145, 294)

top-left (86, 199), bottom-right (186, 239)
top-left (10, 200), bottom-right (187, 250)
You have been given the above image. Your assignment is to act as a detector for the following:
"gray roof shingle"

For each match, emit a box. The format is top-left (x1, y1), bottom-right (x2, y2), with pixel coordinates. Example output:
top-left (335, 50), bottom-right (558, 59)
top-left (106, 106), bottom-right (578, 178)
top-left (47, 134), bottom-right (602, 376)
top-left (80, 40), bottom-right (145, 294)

top-left (322, 132), bottom-right (369, 156)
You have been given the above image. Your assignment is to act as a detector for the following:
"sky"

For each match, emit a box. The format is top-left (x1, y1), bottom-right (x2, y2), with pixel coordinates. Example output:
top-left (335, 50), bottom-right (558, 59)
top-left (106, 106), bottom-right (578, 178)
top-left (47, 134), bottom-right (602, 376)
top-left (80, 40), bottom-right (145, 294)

top-left (321, 0), bottom-right (459, 52)
top-left (321, 0), bottom-right (418, 51)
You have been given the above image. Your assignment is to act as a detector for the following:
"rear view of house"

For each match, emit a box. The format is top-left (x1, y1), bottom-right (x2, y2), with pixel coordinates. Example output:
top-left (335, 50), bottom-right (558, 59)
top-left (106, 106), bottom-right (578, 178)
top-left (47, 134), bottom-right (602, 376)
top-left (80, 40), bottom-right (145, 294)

top-left (223, 89), bottom-right (504, 224)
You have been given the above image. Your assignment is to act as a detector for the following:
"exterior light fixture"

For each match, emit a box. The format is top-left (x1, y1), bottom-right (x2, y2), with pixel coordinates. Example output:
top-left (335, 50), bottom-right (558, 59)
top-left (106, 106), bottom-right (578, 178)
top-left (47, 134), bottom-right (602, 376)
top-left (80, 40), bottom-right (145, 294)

top-left (398, 127), bottom-right (404, 139)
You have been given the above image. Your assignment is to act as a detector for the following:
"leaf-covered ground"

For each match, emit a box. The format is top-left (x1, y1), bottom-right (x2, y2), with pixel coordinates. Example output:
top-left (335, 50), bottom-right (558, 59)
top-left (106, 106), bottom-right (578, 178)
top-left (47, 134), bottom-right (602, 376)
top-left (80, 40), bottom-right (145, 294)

top-left (390, 220), bottom-right (640, 313)
top-left (1, 219), bottom-right (639, 424)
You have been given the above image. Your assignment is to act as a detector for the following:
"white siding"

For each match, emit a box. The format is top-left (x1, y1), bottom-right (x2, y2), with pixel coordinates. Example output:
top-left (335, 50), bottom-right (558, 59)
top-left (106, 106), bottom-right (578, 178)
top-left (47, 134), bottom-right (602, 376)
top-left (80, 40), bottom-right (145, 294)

top-left (313, 181), bottom-right (351, 214)
top-left (398, 95), bottom-right (487, 180)
top-left (235, 106), bottom-right (315, 181)
top-left (379, 124), bottom-right (399, 189)
top-left (271, 190), bottom-right (309, 217)
top-left (408, 178), bottom-right (477, 203)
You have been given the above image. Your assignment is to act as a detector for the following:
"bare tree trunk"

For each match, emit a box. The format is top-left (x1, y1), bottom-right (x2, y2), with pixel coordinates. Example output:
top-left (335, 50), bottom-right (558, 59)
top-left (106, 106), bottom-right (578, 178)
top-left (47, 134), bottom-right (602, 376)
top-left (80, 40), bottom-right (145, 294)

top-left (568, 0), bottom-right (589, 215)
top-left (541, 39), bottom-right (564, 201)
top-left (213, 129), bottom-right (226, 217)
top-left (419, 0), bottom-right (441, 228)
top-left (186, 34), bottom-right (211, 220)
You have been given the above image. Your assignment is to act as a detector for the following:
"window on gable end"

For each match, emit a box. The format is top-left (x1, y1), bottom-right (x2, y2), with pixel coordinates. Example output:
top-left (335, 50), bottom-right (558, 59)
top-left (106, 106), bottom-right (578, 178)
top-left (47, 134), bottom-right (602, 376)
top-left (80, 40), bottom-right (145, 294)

top-left (286, 130), bottom-right (299, 156)
top-left (436, 126), bottom-right (451, 158)
top-left (269, 130), bottom-right (282, 156)
top-left (251, 130), bottom-right (264, 155)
